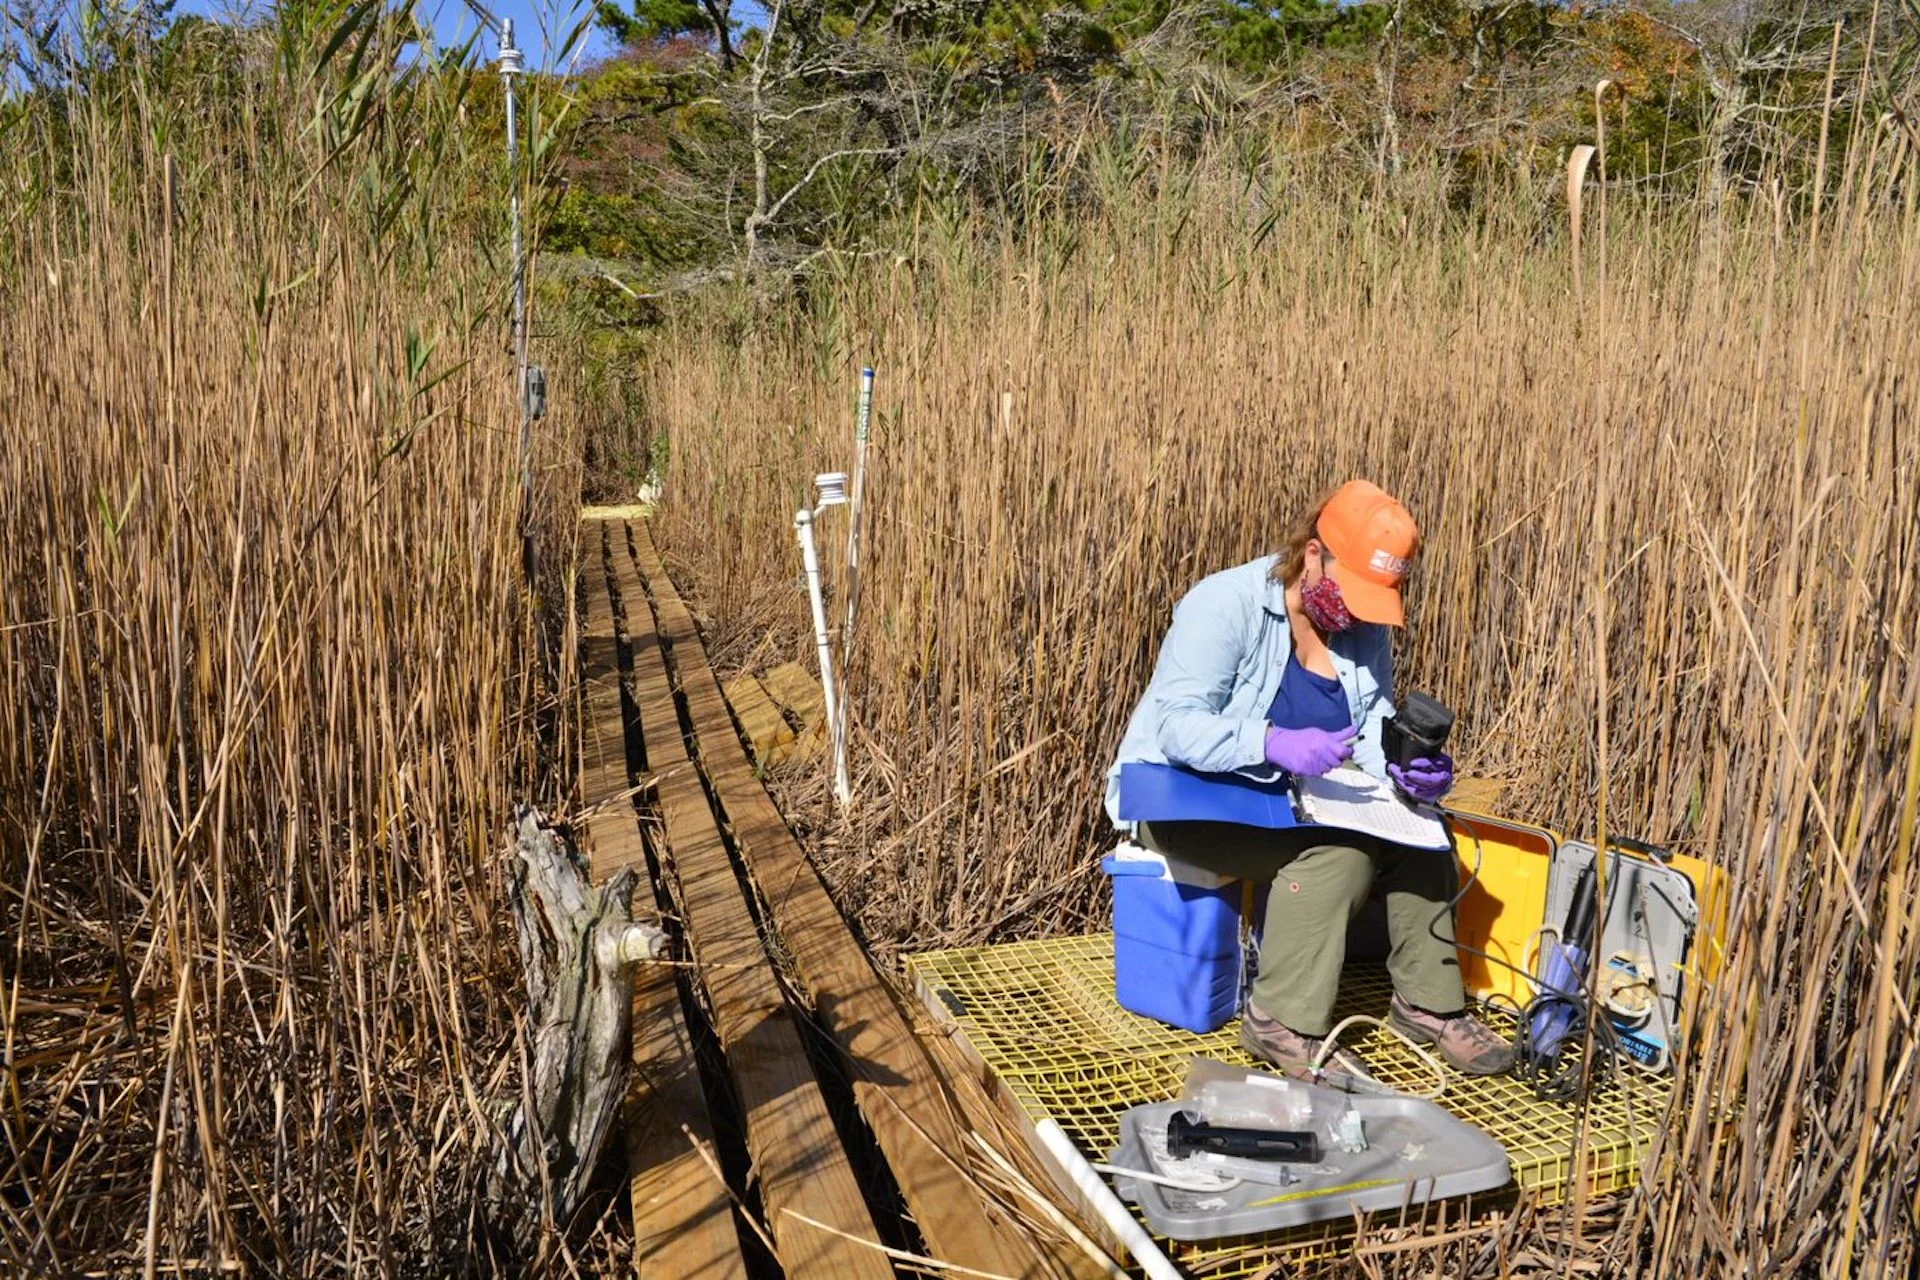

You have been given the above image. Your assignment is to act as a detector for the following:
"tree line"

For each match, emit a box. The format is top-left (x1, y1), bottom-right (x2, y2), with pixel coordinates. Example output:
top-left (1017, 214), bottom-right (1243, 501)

top-left (550, 0), bottom-right (1920, 285)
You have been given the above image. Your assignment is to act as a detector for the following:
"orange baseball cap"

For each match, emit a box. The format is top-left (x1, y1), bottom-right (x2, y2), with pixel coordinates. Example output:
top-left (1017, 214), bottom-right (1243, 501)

top-left (1317, 481), bottom-right (1419, 627)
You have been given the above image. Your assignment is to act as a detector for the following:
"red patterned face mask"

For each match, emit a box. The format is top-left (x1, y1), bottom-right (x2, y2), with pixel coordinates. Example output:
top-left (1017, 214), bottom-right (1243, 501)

top-left (1301, 572), bottom-right (1356, 633)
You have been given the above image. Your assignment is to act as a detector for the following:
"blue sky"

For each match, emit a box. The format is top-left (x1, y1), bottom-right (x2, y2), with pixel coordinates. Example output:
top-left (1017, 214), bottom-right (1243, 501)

top-left (411, 0), bottom-right (611, 68)
top-left (155, 1), bottom-right (784, 70)
top-left (170, 0), bottom-right (619, 69)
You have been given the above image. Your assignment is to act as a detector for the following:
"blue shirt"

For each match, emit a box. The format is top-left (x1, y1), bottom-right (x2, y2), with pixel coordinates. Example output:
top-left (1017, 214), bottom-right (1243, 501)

top-left (1104, 554), bottom-right (1397, 826)
top-left (1267, 654), bottom-right (1352, 734)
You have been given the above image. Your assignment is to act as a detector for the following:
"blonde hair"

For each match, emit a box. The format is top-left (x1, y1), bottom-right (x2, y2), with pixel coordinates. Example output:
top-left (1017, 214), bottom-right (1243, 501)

top-left (1270, 487), bottom-right (1341, 586)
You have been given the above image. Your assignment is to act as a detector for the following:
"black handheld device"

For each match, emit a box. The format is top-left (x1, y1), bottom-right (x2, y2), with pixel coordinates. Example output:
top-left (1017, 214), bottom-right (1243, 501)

top-left (1165, 1111), bottom-right (1323, 1164)
top-left (1382, 692), bottom-right (1455, 769)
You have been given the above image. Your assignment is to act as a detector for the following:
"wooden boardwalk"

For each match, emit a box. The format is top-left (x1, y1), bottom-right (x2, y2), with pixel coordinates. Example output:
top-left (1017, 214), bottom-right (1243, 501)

top-left (576, 516), bottom-right (1093, 1279)
top-left (578, 525), bottom-right (748, 1280)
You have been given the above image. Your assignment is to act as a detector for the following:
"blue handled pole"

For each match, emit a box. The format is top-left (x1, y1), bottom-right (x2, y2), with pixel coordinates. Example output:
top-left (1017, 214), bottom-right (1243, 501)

top-left (1528, 937), bottom-right (1590, 1062)
top-left (1528, 864), bottom-right (1598, 1065)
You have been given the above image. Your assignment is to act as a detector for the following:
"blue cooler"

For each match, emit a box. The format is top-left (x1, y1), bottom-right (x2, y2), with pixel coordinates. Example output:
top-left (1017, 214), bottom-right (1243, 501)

top-left (1102, 843), bottom-right (1250, 1033)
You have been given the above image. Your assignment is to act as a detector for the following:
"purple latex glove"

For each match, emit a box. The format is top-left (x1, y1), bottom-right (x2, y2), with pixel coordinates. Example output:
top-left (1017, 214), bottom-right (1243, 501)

top-left (1264, 724), bottom-right (1357, 776)
top-left (1389, 754), bottom-right (1455, 805)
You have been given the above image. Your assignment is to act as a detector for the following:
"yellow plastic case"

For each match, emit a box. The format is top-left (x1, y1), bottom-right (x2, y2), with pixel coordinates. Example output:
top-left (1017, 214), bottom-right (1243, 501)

top-left (1445, 803), bottom-right (1729, 1047)
top-left (1446, 810), bottom-right (1558, 1006)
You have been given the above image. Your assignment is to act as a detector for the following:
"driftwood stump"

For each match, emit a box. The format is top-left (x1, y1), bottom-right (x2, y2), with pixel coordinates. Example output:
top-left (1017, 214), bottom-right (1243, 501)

top-left (492, 805), bottom-right (668, 1230)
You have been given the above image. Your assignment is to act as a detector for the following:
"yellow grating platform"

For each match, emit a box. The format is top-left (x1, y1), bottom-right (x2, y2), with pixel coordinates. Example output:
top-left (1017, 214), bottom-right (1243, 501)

top-left (907, 933), bottom-right (1672, 1275)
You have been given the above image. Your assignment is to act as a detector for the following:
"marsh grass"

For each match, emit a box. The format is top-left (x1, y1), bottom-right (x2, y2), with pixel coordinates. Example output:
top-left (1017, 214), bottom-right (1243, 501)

top-left (644, 135), bottom-right (1920, 1273)
top-left (0, 9), bottom-right (593, 1275)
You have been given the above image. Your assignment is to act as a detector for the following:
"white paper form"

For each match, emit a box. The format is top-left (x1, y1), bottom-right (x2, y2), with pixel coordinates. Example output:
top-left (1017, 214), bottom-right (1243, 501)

top-left (1292, 767), bottom-right (1451, 850)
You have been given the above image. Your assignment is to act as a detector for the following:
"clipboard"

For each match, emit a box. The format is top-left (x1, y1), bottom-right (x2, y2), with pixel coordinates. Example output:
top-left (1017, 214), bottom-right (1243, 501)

top-left (1118, 761), bottom-right (1451, 850)
top-left (1117, 762), bottom-right (1303, 830)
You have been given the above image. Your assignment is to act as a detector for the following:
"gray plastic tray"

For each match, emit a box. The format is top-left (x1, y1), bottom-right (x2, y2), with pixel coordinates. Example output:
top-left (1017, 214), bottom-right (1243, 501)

top-left (1108, 1094), bottom-right (1512, 1240)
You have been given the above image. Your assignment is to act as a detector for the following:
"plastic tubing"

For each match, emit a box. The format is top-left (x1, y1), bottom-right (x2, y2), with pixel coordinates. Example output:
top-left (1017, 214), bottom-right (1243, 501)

top-left (1311, 1015), bottom-right (1450, 1100)
top-left (1035, 1119), bottom-right (1184, 1280)
top-left (1090, 1161), bottom-right (1239, 1194)
top-left (793, 508), bottom-right (843, 793)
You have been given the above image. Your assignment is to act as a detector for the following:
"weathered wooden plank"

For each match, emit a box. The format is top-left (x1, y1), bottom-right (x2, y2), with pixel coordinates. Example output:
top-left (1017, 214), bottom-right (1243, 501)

top-left (760, 660), bottom-right (828, 727)
top-left (629, 521), bottom-right (1070, 1280)
top-left (723, 673), bottom-right (797, 764)
top-left (615, 522), bottom-right (893, 1280)
top-left (579, 521), bottom-right (631, 830)
top-left (580, 502), bottom-right (655, 520)
top-left (579, 519), bottom-right (749, 1280)
top-left (580, 522), bottom-right (645, 879)
top-left (625, 955), bottom-right (747, 1280)
top-left (758, 662), bottom-right (828, 761)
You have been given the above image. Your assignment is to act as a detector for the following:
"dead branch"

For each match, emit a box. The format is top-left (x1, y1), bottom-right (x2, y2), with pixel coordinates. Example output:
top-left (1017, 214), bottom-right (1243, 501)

top-left (489, 806), bottom-right (667, 1232)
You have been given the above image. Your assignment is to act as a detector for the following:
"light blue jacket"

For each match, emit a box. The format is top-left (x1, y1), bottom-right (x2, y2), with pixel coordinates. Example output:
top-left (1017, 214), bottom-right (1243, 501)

top-left (1105, 554), bottom-right (1398, 827)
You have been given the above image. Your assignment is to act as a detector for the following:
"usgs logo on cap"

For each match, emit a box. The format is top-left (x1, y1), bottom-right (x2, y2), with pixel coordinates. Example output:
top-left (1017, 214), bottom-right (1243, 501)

top-left (1370, 549), bottom-right (1411, 579)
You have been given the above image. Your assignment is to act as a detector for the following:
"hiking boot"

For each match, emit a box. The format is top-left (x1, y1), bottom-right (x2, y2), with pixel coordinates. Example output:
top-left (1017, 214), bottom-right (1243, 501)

top-left (1389, 993), bottom-right (1516, 1076)
top-left (1238, 1000), bottom-right (1373, 1083)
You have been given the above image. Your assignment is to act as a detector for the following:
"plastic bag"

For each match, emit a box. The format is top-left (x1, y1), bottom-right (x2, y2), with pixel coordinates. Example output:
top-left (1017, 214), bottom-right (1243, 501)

top-left (1179, 1057), bottom-right (1357, 1151)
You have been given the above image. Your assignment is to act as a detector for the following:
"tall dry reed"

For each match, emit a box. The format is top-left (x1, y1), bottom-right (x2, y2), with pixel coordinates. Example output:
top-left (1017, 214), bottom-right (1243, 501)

top-left (642, 137), bottom-right (1920, 1272)
top-left (0, 14), bottom-right (586, 1275)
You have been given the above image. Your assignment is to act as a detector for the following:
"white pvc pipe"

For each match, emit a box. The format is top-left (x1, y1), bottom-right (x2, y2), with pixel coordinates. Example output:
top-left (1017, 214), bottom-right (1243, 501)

top-left (835, 367), bottom-right (874, 805)
top-left (602, 922), bottom-right (670, 968)
top-left (1035, 1119), bottom-right (1184, 1280)
top-left (794, 509), bottom-right (845, 800)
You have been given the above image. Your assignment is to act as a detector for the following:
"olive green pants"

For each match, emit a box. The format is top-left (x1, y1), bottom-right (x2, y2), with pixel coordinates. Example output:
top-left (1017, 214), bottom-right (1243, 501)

top-left (1137, 820), bottom-right (1466, 1037)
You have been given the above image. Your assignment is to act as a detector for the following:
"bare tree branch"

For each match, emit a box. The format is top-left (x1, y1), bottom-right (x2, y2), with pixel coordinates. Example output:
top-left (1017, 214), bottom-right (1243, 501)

top-left (763, 146), bottom-right (901, 225)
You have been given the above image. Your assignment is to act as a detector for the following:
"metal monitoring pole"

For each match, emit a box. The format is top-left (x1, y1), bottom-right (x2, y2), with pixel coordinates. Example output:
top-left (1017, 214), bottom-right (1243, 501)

top-left (461, 2), bottom-right (535, 585)
top-left (501, 21), bottom-right (534, 584)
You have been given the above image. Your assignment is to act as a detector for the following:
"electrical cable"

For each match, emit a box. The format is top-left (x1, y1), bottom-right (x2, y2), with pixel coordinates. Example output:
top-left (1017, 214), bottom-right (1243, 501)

top-left (1522, 925), bottom-right (1561, 975)
top-left (1238, 798), bottom-right (1673, 1104)
top-left (1427, 811), bottom-right (1625, 1103)
top-left (1296, 814), bottom-right (1608, 1104)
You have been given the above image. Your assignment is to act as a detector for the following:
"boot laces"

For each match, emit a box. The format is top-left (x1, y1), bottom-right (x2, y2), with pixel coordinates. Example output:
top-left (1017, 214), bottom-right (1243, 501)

top-left (1450, 1014), bottom-right (1503, 1051)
